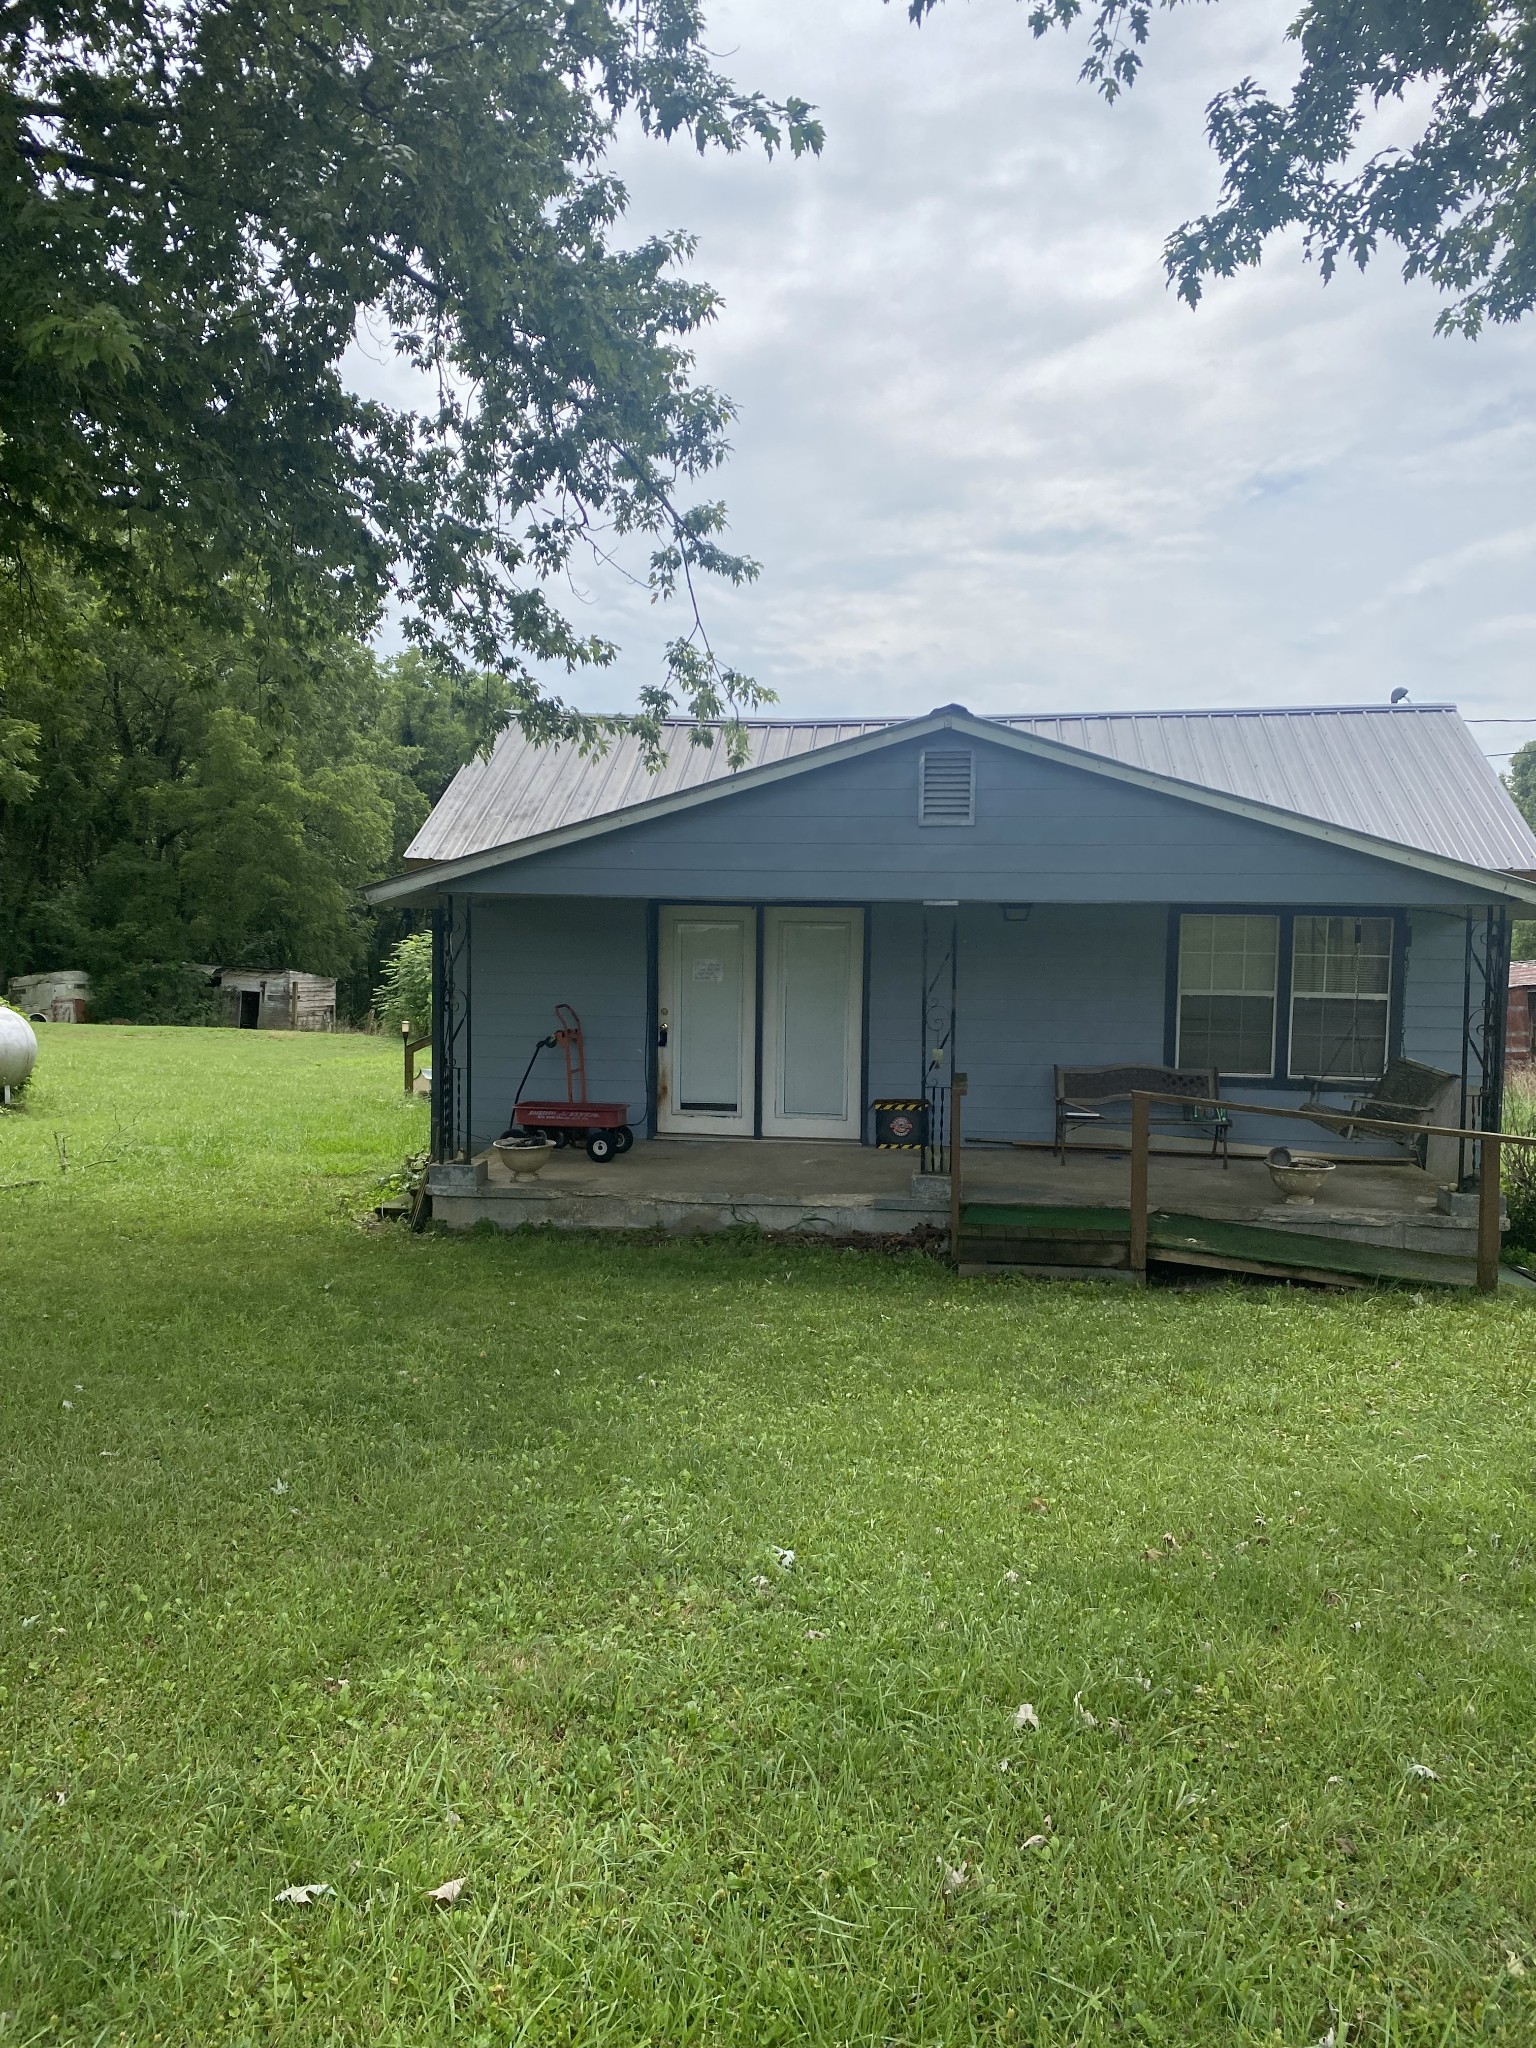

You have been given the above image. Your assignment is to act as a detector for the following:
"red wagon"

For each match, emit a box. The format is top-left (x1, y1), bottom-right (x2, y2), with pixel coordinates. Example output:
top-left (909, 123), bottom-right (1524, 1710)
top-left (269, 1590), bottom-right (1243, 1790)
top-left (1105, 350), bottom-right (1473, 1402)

top-left (500, 1004), bottom-right (633, 1163)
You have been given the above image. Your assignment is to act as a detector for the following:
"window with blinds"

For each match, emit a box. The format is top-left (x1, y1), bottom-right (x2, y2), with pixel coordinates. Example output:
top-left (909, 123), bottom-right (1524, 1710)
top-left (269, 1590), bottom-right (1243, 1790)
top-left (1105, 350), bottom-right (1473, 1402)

top-left (1176, 914), bottom-right (1279, 1076)
top-left (918, 749), bottom-right (975, 826)
top-left (1288, 915), bottom-right (1393, 1082)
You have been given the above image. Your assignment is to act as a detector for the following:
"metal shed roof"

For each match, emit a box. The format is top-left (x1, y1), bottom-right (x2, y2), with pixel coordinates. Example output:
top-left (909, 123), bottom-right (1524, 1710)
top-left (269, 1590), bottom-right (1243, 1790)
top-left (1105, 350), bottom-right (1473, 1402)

top-left (404, 704), bottom-right (1536, 879)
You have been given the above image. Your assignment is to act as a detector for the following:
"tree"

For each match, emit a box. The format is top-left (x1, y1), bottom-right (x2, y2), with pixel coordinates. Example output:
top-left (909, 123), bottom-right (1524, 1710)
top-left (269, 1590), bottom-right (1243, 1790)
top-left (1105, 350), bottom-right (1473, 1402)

top-left (374, 933), bottom-right (434, 1039)
top-left (2, 3), bottom-right (821, 752)
top-left (0, 567), bottom-right (517, 1016)
top-left (906, 0), bottom-right (1536, 335)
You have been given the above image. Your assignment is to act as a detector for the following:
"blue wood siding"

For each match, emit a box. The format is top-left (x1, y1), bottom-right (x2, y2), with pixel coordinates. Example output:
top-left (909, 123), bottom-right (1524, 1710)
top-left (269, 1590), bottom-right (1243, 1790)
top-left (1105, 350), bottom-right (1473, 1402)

top-left (1401, 911), bottom-right (1470, 1075)
top-left (457, 734), bottom-right (1500, 909)
top-left (462, 897), bottom-right (1481, 1155)
top-left (467, 897), bottom-right (649, 1153)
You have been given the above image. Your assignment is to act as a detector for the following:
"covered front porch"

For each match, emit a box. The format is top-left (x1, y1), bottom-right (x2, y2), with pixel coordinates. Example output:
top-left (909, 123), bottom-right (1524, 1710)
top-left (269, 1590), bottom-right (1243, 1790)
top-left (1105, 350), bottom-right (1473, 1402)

top-left (426, 1132), bottom-right (1512, 1287)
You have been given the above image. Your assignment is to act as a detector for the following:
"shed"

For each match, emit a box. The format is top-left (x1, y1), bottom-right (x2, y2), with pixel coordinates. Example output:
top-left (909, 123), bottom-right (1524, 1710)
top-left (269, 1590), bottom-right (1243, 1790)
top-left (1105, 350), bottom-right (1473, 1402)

top-left (216, 969), bottom-right (337, 1032)
top-left (1510, 961), bottom-right (1536, 1066)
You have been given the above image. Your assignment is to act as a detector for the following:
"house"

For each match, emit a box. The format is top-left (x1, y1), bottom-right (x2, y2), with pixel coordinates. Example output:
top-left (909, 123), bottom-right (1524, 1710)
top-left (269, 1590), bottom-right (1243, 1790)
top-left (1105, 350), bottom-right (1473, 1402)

top-left (1511, 961), bottom-right (1536, 1066)
top-left (365, 702), bottom-right (1536, 1271)
top-left (214, 968), bottom-right (337, 1032)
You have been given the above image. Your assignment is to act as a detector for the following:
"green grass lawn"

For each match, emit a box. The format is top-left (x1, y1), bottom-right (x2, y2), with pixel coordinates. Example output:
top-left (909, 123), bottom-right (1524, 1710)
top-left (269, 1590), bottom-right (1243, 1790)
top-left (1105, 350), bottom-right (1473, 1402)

top-left (4, 1027), bottom-right (1536, 2046)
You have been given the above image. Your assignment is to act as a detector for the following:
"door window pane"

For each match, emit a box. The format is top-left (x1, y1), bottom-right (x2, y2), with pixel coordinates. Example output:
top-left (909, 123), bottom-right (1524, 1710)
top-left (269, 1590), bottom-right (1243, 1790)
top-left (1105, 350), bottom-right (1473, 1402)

top-left (776, 921), bottom-right (852, 1119)
top-left (676, 921), bottom-right (744, 1111)
top-left (1288, 917), bottom-right (1392, 1081)
top-left (1177, 916), bottom-right (1278, 1074)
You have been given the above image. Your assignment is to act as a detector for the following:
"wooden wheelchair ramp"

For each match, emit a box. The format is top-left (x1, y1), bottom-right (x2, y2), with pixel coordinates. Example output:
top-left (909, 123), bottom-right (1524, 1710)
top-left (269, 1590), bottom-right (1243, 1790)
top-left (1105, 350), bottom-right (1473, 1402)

top-left (957, 1202), bottom-right (1510, 1290)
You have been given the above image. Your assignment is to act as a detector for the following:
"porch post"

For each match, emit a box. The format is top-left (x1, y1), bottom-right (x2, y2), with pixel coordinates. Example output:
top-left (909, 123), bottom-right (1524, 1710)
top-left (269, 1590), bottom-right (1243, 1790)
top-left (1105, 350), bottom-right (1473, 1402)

top-left (1129, 1091), bottom-right (1150, 1281)
top-left (1477, 1134), bottom-right (1503, 1295)
top-left (429, 902), bottom-right (447, 1163)
top-left (948, 1072), bottom-right (967, 1264)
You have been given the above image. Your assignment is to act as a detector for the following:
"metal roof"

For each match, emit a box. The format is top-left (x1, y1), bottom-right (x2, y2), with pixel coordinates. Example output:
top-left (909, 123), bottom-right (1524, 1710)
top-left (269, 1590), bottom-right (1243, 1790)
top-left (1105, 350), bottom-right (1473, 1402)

top-left (404, 704), bottom-right (1536, 879)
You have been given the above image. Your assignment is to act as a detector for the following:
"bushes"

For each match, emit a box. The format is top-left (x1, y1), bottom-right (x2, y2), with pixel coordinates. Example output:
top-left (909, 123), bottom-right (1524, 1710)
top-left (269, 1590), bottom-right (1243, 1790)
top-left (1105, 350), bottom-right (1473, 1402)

top-left (373, 931), bottom-right (432, 1037)
top-left (1504, 1069), bottom-right (1536, 1259)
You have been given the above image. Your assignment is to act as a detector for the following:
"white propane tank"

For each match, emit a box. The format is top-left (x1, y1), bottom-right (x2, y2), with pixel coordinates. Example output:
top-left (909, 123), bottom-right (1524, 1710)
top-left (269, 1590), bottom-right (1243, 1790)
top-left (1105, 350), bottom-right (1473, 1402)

top-left (0, 1004), bottom-right (38, 1099)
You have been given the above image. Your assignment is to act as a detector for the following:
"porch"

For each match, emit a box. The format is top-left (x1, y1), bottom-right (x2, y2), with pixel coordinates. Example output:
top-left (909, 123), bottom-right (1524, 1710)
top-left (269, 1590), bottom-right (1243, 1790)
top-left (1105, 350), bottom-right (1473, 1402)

top-left (425, 1134), bottom-right (1513, 1288)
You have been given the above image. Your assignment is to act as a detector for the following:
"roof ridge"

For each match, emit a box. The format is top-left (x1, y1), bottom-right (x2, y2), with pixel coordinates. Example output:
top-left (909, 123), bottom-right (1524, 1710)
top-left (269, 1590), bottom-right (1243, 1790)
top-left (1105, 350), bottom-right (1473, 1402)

top-left (623, 704), bottom-right (1463, 729)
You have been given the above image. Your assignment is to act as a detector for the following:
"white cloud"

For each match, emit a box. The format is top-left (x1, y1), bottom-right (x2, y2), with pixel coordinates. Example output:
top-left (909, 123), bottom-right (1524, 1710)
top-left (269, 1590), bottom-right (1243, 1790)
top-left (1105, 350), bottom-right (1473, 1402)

top-left (354, 0), bottom-right (1536, 731)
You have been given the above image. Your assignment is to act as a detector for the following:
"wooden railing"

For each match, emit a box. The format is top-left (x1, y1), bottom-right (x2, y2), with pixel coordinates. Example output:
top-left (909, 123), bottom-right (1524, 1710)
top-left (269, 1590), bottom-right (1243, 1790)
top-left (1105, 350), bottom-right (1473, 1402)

top-left (1127, 1090), bottom-right (1536, 1294)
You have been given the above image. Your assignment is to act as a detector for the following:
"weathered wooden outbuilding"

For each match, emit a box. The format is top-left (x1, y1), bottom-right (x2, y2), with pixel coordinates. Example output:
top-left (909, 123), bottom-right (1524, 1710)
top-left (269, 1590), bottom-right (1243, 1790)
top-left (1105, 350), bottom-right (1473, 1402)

top-left (215, 969), bottom-right (336, 1032)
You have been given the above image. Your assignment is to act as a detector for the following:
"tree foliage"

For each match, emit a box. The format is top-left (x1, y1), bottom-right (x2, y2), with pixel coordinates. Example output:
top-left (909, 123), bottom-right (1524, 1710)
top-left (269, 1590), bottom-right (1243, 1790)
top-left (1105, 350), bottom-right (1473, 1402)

top-left (374, 932), bottom-right (434, 1038)
top-left (907, 0), bottom-right (1536, 334)
top-left (2, 2), bottom-right (821, 749)
top-left (0, 570), bottom-right (511, 1017)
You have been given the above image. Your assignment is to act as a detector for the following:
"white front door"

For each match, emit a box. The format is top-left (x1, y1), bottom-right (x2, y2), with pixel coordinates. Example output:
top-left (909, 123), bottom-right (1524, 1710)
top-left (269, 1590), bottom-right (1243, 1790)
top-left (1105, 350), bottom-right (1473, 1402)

top-left (761, 908), bottom-right (864, 1139)
top-left (657, 906), bottom-right (756, 1136)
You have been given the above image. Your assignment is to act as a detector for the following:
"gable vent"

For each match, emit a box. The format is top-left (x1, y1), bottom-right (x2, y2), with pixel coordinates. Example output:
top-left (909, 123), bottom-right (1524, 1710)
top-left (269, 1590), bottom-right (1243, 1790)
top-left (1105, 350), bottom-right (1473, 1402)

top-left (918, 749), bottom-right (975, 826)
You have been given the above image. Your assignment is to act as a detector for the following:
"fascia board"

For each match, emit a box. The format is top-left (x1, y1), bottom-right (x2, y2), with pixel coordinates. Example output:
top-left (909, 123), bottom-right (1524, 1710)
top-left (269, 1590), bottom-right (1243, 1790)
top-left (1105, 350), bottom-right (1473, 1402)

top-left (364, 712), bottom-right (1536, 909)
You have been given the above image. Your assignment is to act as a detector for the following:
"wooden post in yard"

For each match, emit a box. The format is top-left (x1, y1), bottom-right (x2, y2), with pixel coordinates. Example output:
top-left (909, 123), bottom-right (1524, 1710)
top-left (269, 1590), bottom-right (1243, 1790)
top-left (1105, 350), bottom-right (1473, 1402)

top-left (949, 1072), bottom-right (968, 1266)
top-left (1477, 1133), bottom-right (1503, 1295)
top-left (1129, 1091), bottom-right (1150, 1283)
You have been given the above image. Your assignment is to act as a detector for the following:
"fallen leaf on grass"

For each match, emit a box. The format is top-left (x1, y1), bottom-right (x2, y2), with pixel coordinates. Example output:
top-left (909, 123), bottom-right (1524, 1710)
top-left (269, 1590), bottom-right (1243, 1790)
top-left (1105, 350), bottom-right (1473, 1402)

top-left (425, 1878), bottom-right (466, 1905)
top-left (773, 1547), bottom-right (796, 1571)
top-left (805, 1628), bottom-right (828, 1641)
top-left (1013, 1703), bottom-right (1040, 1732)
top-left (1073, 1692), bottom-right (1099, 1730)
top-left (274, 1883), bottom-right (333, 1905)
top-left (1022, 1818), bottom-right (1054, 1850)
top-left (1002, 1569), bottom-right (1020, 1585)
top-left (939, 1859), bottom-right (974, 1895)
top-left (1028, 1497), bottom-right (1050, 1515)
top-left (1505, 1951), bottom-right (1527, 1978)
top-left (1406, 1762), bottom-right (1440, 1781)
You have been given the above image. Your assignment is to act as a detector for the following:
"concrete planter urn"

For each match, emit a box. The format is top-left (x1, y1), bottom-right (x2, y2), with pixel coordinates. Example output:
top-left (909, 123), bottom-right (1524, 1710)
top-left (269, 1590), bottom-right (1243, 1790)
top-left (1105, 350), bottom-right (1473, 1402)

top-left (493, 1134), bottom-right (553, 1179)
top-left (0, 1004), bottom-right (38, 1103)
top-left (1266, 1148), bottom-right (1337, 1205)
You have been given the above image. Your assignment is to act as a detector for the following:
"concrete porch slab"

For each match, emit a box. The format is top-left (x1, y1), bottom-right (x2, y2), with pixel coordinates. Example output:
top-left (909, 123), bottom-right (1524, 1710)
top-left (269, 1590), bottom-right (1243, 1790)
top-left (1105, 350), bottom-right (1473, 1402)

top-left (425, 1136), bottom-right (1489, 1259)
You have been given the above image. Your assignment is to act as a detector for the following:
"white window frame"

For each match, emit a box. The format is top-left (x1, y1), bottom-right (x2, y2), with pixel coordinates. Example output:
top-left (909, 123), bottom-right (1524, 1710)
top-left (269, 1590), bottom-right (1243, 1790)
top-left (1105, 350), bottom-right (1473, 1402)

top-left (1174, 913), bottom-right (1280, 1079)
top-left (1286, 914), bottom-right (1394, 1084)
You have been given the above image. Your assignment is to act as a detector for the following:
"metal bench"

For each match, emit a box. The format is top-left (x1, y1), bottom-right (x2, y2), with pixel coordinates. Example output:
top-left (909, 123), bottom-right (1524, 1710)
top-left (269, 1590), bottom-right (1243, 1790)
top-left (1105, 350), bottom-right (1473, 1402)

top-left (1055, 1063), bottom-right (1230, 1165)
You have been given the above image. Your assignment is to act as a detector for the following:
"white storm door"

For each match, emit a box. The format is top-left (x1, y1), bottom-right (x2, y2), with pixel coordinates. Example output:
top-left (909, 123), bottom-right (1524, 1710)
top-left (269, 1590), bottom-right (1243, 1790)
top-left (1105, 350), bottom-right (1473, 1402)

top-left (761, 908), bottom-right (864, 1140)
top-left (658, 907), bottom-right (756, 1136)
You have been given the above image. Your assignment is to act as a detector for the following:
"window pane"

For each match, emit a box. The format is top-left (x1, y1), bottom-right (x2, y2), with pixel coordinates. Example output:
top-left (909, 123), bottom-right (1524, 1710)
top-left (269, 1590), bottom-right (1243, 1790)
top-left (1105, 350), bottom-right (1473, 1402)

top-left (1179, 994), bottom-right (1276, 1075)
top-left (1293, 916), bottom-right (1392, 997)
top-left (1179, 915), bottom-right (1217, 993)
top-left (1289, 997), bottom-right (1389, 1081)
top-left (1179, 914), bottom-right (1277, 997)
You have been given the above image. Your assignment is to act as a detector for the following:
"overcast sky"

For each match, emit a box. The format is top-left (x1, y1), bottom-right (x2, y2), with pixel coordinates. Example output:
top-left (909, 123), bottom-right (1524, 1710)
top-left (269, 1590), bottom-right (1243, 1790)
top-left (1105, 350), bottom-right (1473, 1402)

top-left (362, 0), bottom-right (1536, 758)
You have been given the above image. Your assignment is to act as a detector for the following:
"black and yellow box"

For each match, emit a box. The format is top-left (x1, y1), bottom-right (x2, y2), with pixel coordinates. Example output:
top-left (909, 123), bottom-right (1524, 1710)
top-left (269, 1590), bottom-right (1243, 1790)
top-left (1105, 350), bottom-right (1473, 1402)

top-left (872, 1100), bottom-right (928, 1149)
